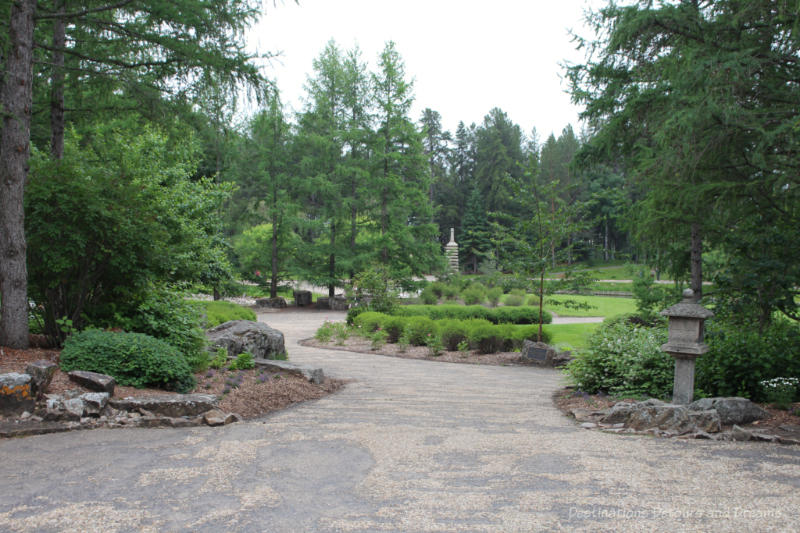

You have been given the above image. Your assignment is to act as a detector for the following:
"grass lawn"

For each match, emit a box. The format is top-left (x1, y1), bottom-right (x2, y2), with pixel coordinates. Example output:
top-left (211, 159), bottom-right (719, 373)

top-left (544, 294), bottom-right (636, 318)
top-left (587, 281), bottom-right (635, 293)
top-left (542, 323), bottom-right (599, 351)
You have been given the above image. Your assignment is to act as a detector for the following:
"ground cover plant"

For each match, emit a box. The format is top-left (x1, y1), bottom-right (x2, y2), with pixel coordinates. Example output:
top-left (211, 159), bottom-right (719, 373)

top-left (194, 300), bottom-right (257, 328)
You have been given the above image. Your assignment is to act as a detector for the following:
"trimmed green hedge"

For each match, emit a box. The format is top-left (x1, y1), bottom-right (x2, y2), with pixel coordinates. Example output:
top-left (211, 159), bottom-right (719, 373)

top-left (391, 305), bottom-right (552, 325)
top-left (61, 329), bottom-right (196, 393)
top-left (350, 312), bottom-right (551, 353)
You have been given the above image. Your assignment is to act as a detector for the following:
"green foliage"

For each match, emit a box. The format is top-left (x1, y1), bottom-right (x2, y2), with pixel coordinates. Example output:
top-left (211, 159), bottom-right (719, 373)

top-left (332, 322), bottom-right (350, 345)
top-left (229, 351), bottom-right (255, 371)
top-left (442, 284), bottom-right (460, 300)
top-left (697, 319), bottom-right (800, 401)
top-left (350, 265), bottom-right (400, 314)
top-left (368, 328), bottom-right (389, 350)
top-left (503, 293), bottom-right (524, 307)
top-left (632, 273), bottom-right (682, 323)
top-left (209, 347), bottom-right (229, 370)
top-left (315, 321), bottom-right (337, 343)
top-left (438, 319), bottom-right (469, 351)
top-left (382, 316), bottom-right (407, 343)
top-left (469, 323), bottom-right (505, 354)
top-left (196, 300), bottom-right (257, 329)
top-left (403, 316), bottom-right (438, 346)
top-left (565, 320), bottom-right (671, 398)
top-left (26, 122), bottom-right (232, 343)
top-left (425, 332), bottom-right (444, 356)
top-left (461, 285), bottom-right (486, 305)
top-left (61, 330), bottom-right (196, 393)
top-left (391, 305), bottom-right (551, 325)
top-left (419, 286), bottom-right (439, 305)
top-left (352, 312), bottom-right (384, 333)
top-left (760, 378), bottom-right (799, 410)
top-left (487, 287), bottom-right (503, 307)
top-left (429, 282), bottom-right (446, 298)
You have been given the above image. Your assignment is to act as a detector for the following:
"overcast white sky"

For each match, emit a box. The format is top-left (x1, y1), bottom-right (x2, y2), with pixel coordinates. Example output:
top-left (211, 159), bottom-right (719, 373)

top-left (248, 0), bottom-right (606, 140)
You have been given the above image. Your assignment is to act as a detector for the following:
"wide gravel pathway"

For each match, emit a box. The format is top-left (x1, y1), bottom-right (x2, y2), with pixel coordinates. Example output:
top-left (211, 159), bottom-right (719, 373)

top-left (1, 310), bottom-right (798, 532)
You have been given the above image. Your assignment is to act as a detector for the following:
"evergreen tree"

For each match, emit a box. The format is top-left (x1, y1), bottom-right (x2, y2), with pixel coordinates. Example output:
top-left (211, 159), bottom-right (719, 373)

top-left (459, 187), bottom-right (492, 273)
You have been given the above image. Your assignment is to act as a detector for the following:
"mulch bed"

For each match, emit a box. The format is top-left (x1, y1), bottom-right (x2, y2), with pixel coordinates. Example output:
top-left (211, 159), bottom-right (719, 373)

top-left (553, 387), bottom-right (800, 442)
top-left (0, 346), bottom-right (343, 422)
top-left (301, 336), bottom-right (539, 366)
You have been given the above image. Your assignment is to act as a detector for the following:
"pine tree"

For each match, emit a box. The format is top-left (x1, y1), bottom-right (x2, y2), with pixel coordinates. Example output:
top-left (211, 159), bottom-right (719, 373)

top-left (459, 187), bottom-right (492, 274)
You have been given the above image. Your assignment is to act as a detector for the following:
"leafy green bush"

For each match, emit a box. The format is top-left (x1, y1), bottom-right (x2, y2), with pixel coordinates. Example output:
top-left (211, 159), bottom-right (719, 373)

top-left (197, 300), bottom-right (257, 328)
top-left (230, 351), bottom-right (255, 370)
top-left (525, 294), bottom-right (540, 306)
top-left (315, 321), bottom-right (337, 342)
top-left (391, 305), bottom-right (551, 324)
top-left (419, 286), bottom-right (439, 305)
top-left (442, 284), bottom-right (460, 300)
top-left (117, 290), bottom-right (208, 371)
top-left (61, 329), bottom-right (196, 393)
top-left (469, 323), bottom-right (505, 354)
top-left (487, 287), bottom-right (503, 307)
top-left (697, 319), bottom-right (800, 401)
top-left (564, 319), bottom-right (671, 398)
top-left (429, 282), bottom-right (446, 298)
top-left (461, 283), bottom-right (487, 305)
top-left (353, 312), bottom-right (385, 333)
top-left (209, 347), bottom-right (228, 369)
top-left (403, 316), bottom-right (438, 346)
top-left (346, 306), bottom-right (366, 326)
top-left (504, 293), bottom-right (525, 307)
top-left (383, 316), bottom-right (407, 343)
top-left (439, 319), bottom-right (469, 351)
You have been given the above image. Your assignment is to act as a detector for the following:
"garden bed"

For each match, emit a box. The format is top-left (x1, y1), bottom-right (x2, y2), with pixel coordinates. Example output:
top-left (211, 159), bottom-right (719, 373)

top-left (0, 346), bottom-right (342, 424)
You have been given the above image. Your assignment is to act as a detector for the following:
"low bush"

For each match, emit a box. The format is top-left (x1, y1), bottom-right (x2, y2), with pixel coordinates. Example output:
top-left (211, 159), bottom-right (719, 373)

top-left (487, 287), bottom-right (503, 307)
top-left (403, 316), bottom-right (438, 346)
top-left (697, 319), bottom-right (800, 402)
top-left (383, 315), bottom-right (407, 343)
top-left (564, 319), bottom-right (671, 398)
top-left (439, 319), bottom-right (469, 351)
top-left (61, 329), bottom-right (196, 393)
top-left (209, 347), bottom-right (228, 369)
top-left (419, 286), bottom-right (439, 305)
top-left (315, 320), bottom-right (337, 342)
top-left (461, 283), bottom-right (487, 305)
top-left (229, 351), bottom-right (255, 370)
top-left (469, 323), bottom-right (505, 354)
top-left (504, 293), bottom-right (525, 307)
top-left (353, 311), bottom-right (385, 333)
top-left (442, 284), bottom-right (460, 300)
top-left (346, 306), bottom-right (366, 326)
top-left (197, 300), bottom-right (257, 328)
top-left (429, 281), bottom-right (447, 298)
top-left (391, 305), bottom-right (551, 325)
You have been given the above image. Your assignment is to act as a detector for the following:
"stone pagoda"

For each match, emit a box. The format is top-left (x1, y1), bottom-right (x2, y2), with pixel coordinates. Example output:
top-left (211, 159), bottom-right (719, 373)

top-left (445, 228), bottom-right (459, 272)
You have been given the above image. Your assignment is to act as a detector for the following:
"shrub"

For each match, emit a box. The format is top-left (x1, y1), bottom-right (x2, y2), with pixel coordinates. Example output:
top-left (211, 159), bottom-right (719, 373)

top-left (230, 351), bottom-right (255, 370)
top-left (419, 286), bottom-right (439, 305)
top-left (346, 306), bottom-right (366, 326)
top-left (504, 293), bottom-right (524, 307)
top-left (425, 332), bottom-right (444, 356)
top-left (512, 325), bottom-right (552, 346)
top-left (439, 319), bottom-right (469, 351)
top-left (461, 283), bottom-right (487, 305)
top-left (697, 318), bottom-right (800, 401)
top-left (525, 294), bottom-right (540, 306)
top-left (353, 312), bottom-right (386, 333)
top-left (315, 321), bottom-right (337, 343)
top-left (198, 300), bottom-right (257, 328)
top-left (382, 316), bottom-right (407, 343)
top-left (209, 347), bottom-right (228, 369)
top-left (403, 316), bottom-right (438, 346)
top-left (61, 329), bottom-right (196, 393)
top-left (391, 305), bottom-right (551, 325)
top-left (564, 320), bottom-right (671, 398)
top-left (430, 281), bottom-right (446, 298)
top-left (442, 284), bottom-right (460, 300)
top-left (487, 287), bottom-right (503, 307)
top-left (469, 323), bottom-right (505, 354)
top-left (332, 322), bottom-right (350, 345)
top-left (368, 328), bottom-right (389, 350)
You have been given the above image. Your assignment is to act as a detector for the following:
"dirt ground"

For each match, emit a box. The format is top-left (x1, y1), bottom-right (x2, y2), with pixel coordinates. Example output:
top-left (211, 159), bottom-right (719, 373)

top-left (0, 346), bottom-right (342, 421)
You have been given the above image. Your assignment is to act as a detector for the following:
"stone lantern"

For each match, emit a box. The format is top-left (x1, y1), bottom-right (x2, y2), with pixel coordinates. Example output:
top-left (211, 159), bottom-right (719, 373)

top-left (660, 289), bottom-right (714, 404)
top-left (445, 228), bottom-right (459, 272)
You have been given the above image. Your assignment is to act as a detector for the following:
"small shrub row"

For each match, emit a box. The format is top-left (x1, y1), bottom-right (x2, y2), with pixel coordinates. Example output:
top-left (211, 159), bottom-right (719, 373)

top-left (61, 329), bottom-right (196, 393)
top-left (195, 300), bottom-right (257, 329)
top-left (350, 313), bottom-right (551, 353)
top-left (391, 305), bottom-right (551, 325)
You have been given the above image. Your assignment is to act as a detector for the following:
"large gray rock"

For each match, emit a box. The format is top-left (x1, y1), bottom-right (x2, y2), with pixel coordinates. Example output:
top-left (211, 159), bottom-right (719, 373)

top-left (26, 360), bottom-right (57, 398)
top-left (80, 392), bottom-right (109, 416)
top-left (255, 297), bottom-right (288, 309)
top-left (253, 359), bottom-right (324, 384)
top-left (108, 394), bottom-right (218, 418)
top-left (521, 340), bottom-right (572, 367)
top-left (68, 370), bottom-right (116, 394)
top-left (689, 397), bottom-right (769, 426)
top-left (293, 290), bottom-right (312, 307)
top-left (0, 373), bottom-right (35, 415)
top-left (601, 399), bottom-right (721, 434)
top-left (206, 320), bottom-right (285, 360)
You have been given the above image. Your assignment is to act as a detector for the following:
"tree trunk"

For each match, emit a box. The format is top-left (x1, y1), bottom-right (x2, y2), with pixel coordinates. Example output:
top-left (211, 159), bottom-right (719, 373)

top-left (603, 218), bottom-right (609, 261)
top-left (537, 270), bottom-right (545, 342)
top-left (690, 222), bottom-right (703, 301)
top-left (50, 0), bottom-right (66, 159)
top-left (0, 0), bottom-right (36, 349)
top-left (328, 222), bottom-right (336, 298)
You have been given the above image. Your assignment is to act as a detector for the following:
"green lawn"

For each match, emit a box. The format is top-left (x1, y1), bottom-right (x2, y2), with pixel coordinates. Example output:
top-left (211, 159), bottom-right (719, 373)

top-left (542, 323), bottom-right (599, 351)
top-left (544, 294), bottom-right (636, 318)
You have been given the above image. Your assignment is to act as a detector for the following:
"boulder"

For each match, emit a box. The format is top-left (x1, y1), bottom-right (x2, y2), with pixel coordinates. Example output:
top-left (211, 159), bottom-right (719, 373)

top-left (26, 360), bottom-right (57, 398)
top-left (255, 297), bottom-right (288, 309)
top-left (206, 320), bottom-right (285, 360)
top-left (68, 370), bottom-right (116, 395)
top-left (293, 290), bottom-right (312, 307)
top-left (601, 399), bottom-right (721, 435)
top-left (0, 373), bottom-right (35, 415)
top-left (521, 341), bottom-right (572, 367)
top-left (80, 392), bottom-right (109, 416)
top-left (330, 295), bottom-right (349, 311)
top-left (203, 408), bottom-right (236, 426)
top-left (109, 394), bottom-right (218, 418)
top-left (253, 359), bottom-right (324, 384)
top-left (315, 297), bottom-right (330, 309)
top-left (689, 397), bottom-right (769, 426)
top-left (63, 398), bottom-right (86, 419)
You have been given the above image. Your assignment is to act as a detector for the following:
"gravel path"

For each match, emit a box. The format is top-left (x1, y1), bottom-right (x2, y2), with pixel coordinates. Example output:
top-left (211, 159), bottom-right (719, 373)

top-left (1, 309), bottom-right (798, 532)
